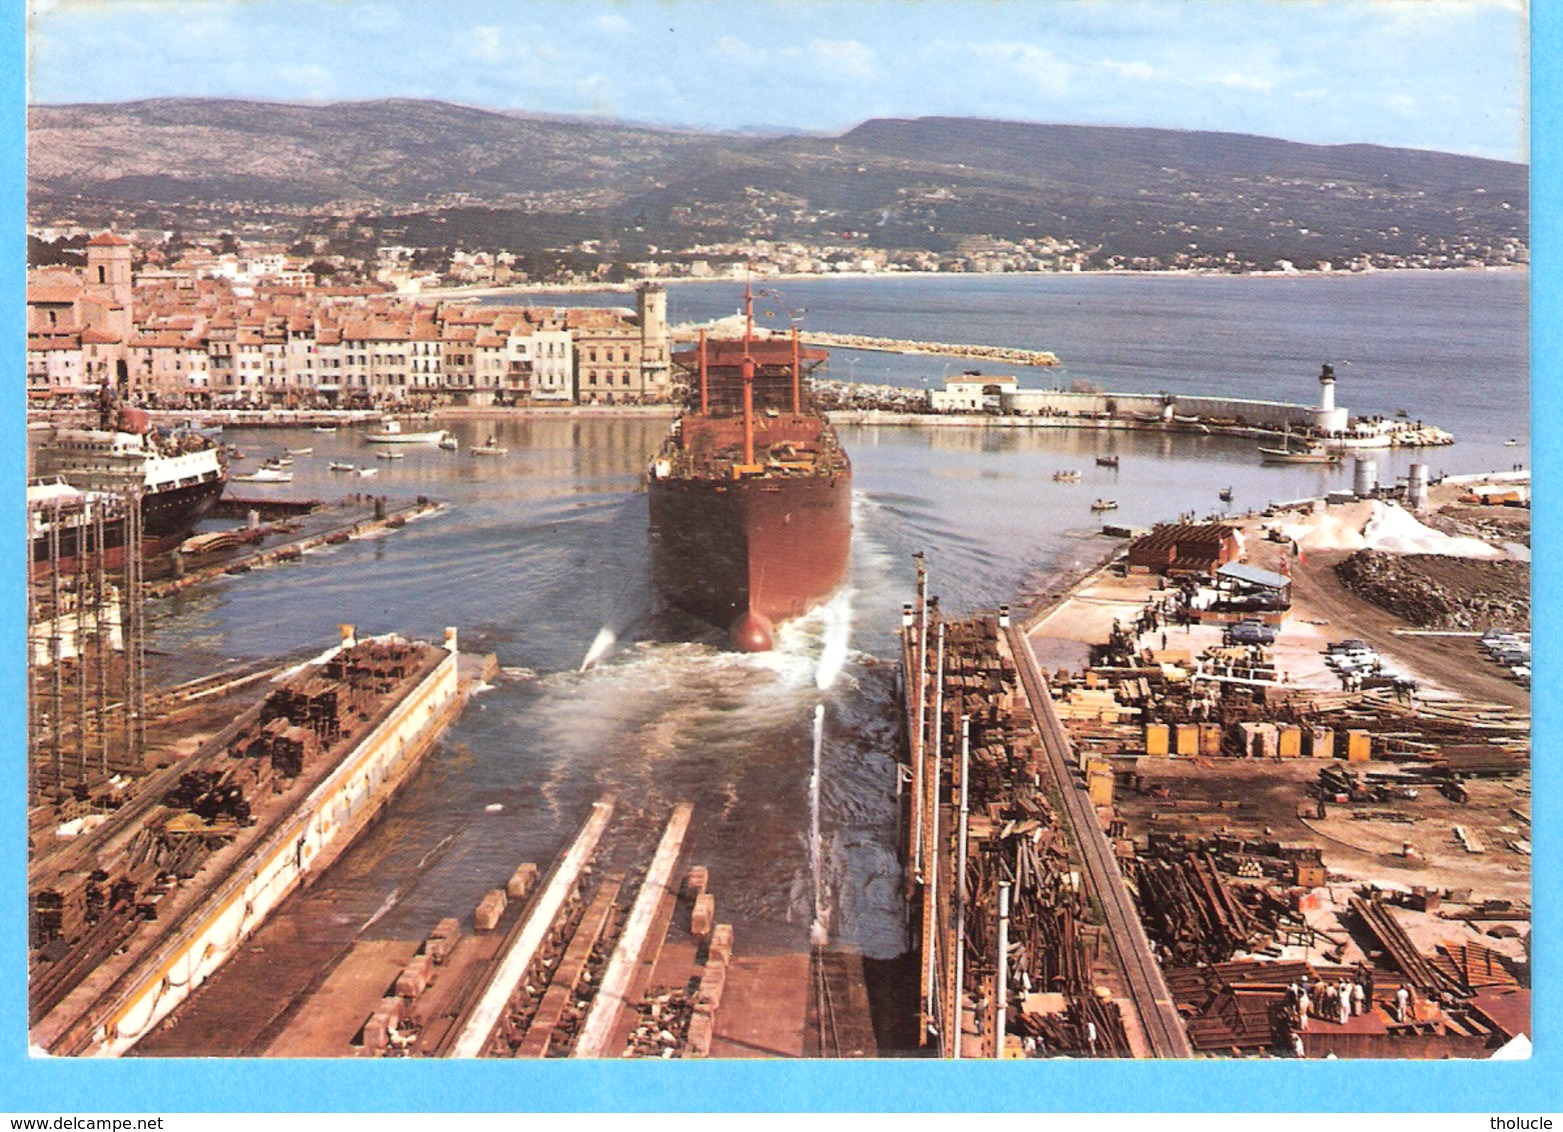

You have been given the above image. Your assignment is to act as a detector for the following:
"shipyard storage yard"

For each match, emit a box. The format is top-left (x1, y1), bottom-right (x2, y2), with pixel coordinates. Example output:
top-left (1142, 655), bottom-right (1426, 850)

top-left (24, 269), bottom-right (1529, 1060)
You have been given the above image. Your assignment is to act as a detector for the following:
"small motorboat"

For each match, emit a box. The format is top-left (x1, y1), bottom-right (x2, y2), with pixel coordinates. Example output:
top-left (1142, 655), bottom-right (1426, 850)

top-left (1095, 455), bottom-right (1120, 468)
top-left (1219, 487), bottom-right (1234, 503)
top-left (328, 461), bottom-right (355, 473)
top-left (356, 466), bottom-right (379, 478)
top-left (286, 446), bottom-right (314, 455)
top-left (1053, 469), bottom-right (1081, 483)
top-left (265, 456), bottom-right (293, 468)
top-left (233, 467), bottom-right (293, 484)
top-left (314, 425), bottom-right (338, 434)
top-left (377, 450), bottom-right (406, 460)
top-left (439, 435), bottom-right (459, 451)
top-left (1505, 438), bottom-right (1520, 447)
top-left (471, 437), bottom-right (508, 456)
top-left (365, 419), bottom-right (447, 445)
top-left (1090, 499), bottom-right (1119, 512)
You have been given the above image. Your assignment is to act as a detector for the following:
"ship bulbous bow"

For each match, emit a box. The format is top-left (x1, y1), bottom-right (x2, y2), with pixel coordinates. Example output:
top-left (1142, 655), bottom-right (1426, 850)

top-left (730, 610), bottom-right (776, 653)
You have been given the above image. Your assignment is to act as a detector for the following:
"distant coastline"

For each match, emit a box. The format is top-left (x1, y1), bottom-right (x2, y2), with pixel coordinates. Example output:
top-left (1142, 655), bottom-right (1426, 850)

top-left (414, 263), bottom-right (1526, 302)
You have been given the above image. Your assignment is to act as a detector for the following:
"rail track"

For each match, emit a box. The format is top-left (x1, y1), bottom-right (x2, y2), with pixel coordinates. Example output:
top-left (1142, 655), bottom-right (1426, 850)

top-left (811, 947), bottom-right (842, 1058)
top-left (1007, 623), bottom-right (1193, 1059)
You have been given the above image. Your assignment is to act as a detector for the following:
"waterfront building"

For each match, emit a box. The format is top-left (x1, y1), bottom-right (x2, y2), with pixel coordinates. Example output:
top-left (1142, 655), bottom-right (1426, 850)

top-left (929, 374), bottom-right (1018, 412)
top-left (28, 231), bottom-right (676, 408)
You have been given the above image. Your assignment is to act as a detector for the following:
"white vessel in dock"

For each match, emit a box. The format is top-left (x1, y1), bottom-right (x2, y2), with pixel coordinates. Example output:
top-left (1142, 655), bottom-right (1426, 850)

top-left (365, 420), bottom-right (448, 445)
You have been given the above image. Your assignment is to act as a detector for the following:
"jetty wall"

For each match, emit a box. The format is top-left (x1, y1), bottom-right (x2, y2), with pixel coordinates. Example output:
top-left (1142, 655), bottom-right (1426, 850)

top-left (43, 635), bottom-right (462, 1056)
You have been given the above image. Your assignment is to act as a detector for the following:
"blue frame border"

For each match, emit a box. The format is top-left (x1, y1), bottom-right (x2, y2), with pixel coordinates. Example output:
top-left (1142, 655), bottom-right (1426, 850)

top-left (2, 0), bottom-right (1555, 1111)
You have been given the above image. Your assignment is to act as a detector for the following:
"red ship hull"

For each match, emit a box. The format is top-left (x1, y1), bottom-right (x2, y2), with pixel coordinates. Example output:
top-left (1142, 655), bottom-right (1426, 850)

top-left (648, 465), bottom-right (852, 651)
top-left (653, 308), bottom-right (851, 651)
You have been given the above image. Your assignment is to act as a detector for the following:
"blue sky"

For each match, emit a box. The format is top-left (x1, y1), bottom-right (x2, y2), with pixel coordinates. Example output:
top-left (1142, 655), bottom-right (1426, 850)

top-left (26, 0), bottom-right (1529, 161)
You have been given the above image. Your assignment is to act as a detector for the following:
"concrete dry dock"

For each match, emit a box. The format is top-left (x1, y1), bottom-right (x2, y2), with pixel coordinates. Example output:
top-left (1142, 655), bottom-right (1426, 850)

top-left (29, 625), bottom-right (483, 1057)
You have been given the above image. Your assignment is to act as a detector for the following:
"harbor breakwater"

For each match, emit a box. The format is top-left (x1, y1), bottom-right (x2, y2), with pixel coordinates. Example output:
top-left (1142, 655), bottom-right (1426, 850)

top-left (826, 403), bottom-right (1454, 448)
top-left (796, 330), bottom-right (1060, 368)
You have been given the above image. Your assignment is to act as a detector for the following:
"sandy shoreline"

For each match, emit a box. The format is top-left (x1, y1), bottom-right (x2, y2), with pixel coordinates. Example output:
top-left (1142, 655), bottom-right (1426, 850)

top-left (411, 264), bottom-right (1526, 302)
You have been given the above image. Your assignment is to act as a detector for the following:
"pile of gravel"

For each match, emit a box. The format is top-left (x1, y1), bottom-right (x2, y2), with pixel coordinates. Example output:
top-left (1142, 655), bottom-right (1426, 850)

top-left (1333, 550), bottom-right (1530, 630)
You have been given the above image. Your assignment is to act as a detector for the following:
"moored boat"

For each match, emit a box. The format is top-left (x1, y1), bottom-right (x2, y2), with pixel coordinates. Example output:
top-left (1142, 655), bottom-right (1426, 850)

top-left (1053, 469), bottom-right (1081, 482)
top-left (365, 420), bottom-right (447, 445)
top-left (1258, 443), bottom-right (1342, 464)
top-left (29, 391), bottom-right (227, 554)
top-left (233, 468), bottom-right (293, 484)
top-left (471, 437), bottom-right (508, 456)
top-left (1258, 423), bottom-right (1342, 464)
top-left (1095, 455), bottom-right (1120, 468)
top-left (1090, 499), bottom-right (1119, 512)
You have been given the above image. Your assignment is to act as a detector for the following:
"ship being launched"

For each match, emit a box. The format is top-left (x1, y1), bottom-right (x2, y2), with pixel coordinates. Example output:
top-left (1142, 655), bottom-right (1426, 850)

top-left (648, 291), bottom-right (851, 652)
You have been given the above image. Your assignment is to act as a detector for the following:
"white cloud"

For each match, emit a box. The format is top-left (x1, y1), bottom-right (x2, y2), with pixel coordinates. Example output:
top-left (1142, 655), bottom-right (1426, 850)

top-left (1213, 71), bottom-right (1278, 93)
top-left (809, 38), bottom-right (877, 80)
top-left (715, 35), bottom-right (761, 64)
top-left (967, 43), bottom-right (1075, 96)
top-left (471, 25), bottom-right (506, 64)
top-left (1102, 59), bottom-right (1157, 82)
top-left (348, 4), bottom-right (402, 32)
top-left (593, 13), bottom-right (630, 34)
top-left (275, 63), bottom-right (336, 100)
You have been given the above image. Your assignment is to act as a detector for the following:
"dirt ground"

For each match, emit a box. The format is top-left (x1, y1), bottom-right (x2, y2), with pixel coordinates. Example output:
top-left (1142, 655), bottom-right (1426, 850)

top-left (1117, 758), bottom-right (1530, 966)
top-left (1024, 492), bottom-right (1532, 976)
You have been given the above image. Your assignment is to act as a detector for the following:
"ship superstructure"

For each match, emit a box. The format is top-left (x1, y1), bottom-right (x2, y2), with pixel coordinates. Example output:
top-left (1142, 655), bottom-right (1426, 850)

top-left (31, 398), bottom-right (227, 553)
top-left (647, 289), bottom-right (851, 651)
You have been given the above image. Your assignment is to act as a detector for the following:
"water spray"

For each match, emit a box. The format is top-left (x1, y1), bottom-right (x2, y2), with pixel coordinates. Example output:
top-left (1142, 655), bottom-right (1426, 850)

top-left (580, 626), bottom-right (617, 672)
top-left (809, 703), bottom-right (828, 947)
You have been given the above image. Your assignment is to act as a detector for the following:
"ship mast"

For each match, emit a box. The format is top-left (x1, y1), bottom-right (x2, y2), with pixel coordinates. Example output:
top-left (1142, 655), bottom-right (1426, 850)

top-left (698, 328), bottom-right (709, 415)
top-left (791, 326), bottom-right (801, 416)
top-left (741, 279), bottom-right (756, 468)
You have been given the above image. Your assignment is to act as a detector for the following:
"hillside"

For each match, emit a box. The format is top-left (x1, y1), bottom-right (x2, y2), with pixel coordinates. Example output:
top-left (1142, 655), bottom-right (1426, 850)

top-left (27, 99), bottom-right (1529, 272)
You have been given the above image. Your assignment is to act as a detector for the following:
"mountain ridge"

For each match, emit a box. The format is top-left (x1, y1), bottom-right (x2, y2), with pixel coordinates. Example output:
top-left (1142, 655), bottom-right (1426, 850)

top-left (27, 98), bottom-right (1528, 272)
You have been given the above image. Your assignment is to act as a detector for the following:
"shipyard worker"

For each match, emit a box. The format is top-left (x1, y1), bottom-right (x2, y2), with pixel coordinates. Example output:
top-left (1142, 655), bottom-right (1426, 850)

top-left (1291, 1031), bottom-right (1306, 1058)
top-left (1338, 987), bottom-right (1351, 1026)
top-left (1396, 986), bottom-right (1410, 1022)
top-left (1084, 1019), bottom-right (1098, 1056)
top-left (1297, 993), bottom-right (1310, 1026)
top-left (1352, 982), bottom-right (1366, 1016)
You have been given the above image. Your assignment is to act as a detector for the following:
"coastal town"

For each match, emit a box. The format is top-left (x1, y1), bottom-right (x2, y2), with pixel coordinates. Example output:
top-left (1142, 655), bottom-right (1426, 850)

top-left (28, 232), bottom-right (677, 409)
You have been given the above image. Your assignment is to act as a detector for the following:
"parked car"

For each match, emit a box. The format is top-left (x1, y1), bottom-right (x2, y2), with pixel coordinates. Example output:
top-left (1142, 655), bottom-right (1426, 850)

top-left (1227, 620), bottom-right (1276, 645)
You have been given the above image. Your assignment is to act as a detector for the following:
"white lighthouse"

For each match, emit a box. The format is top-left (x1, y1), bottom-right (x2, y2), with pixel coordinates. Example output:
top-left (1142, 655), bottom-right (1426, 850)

top-left (1312, 362), bottom-right (1348, 434)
